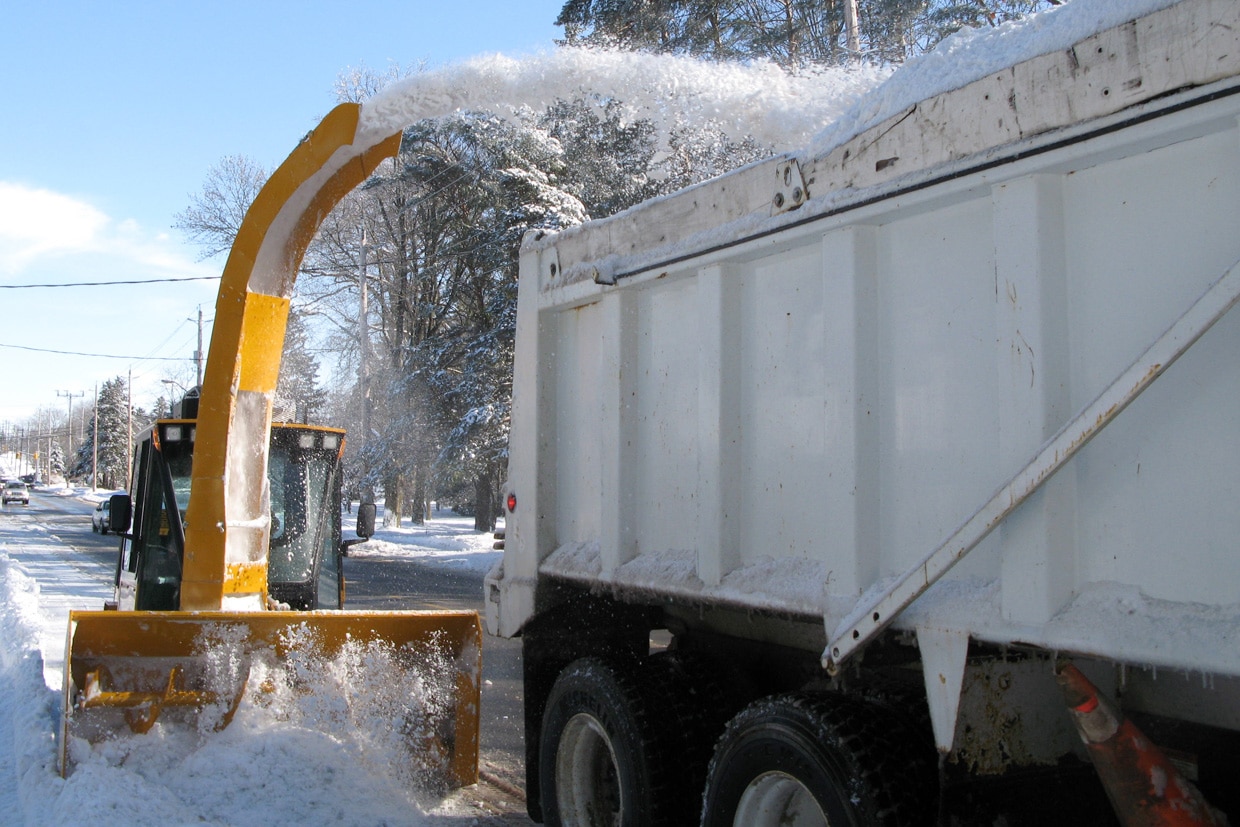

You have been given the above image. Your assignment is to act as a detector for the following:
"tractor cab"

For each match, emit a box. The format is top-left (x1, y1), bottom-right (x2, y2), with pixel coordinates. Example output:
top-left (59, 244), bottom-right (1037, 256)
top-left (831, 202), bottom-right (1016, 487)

top-left (110, 418), bottom-right (373, 612)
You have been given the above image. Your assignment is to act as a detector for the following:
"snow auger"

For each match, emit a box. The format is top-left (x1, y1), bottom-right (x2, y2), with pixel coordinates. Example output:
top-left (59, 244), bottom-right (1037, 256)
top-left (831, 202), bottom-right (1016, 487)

top-left (60, 104), bottom-right (482, 789)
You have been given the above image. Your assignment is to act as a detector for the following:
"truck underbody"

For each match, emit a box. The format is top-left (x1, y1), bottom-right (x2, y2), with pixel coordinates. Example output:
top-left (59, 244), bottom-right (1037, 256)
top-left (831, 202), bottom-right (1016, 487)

top-left (519, 579), bottom-right (1240, 824)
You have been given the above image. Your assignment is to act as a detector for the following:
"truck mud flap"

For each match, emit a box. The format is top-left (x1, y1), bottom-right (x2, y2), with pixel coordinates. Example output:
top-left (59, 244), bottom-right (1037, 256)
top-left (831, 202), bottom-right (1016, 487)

top-left (60, 609), bottom-right (482, 789)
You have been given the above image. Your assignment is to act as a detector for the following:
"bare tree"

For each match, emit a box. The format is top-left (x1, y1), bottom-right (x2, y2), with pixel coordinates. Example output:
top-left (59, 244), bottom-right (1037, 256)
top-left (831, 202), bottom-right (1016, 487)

top-left (173, 155), bottom-right (269, 259)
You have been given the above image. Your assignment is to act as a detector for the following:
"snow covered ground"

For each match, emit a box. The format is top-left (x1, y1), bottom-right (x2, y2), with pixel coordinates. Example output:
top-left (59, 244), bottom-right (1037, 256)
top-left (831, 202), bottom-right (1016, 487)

top-left (0, 485), bottom-right (501, 826)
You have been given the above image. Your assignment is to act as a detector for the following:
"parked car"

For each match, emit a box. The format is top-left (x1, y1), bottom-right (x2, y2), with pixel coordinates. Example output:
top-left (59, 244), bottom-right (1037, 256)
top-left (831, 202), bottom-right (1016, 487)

top-left (92, 499), bottom-right (111, 533)
top-left (3, 480), bottom-right (30, 505)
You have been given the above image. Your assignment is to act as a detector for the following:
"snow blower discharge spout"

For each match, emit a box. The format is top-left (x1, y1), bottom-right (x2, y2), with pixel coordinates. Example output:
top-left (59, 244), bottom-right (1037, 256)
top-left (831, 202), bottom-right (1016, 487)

top-left (59, 103), bottom-right (483, 791)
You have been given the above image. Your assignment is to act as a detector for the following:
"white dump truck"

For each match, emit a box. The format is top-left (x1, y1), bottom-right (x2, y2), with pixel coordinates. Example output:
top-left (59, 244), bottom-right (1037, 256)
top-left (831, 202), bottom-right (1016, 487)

top-left (485, 0), bottom-right (1240, 823)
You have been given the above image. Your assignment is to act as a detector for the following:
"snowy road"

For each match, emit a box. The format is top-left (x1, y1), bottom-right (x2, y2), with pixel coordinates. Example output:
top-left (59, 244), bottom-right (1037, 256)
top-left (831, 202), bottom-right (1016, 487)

top-left (1, 492), bottom-right (114, 692)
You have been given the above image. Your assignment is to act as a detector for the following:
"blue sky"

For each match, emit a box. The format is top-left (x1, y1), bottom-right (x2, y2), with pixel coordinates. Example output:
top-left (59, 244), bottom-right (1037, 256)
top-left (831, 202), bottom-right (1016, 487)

top-left (0, 1), bottom-right (564, 427)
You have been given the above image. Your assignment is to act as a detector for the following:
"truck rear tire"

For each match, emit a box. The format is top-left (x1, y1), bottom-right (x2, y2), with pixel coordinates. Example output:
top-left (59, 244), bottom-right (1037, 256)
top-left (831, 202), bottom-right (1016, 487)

top-left (538, 657), bottom-right (682, 826)
top-left (701, 692), bottom-right (934, 827)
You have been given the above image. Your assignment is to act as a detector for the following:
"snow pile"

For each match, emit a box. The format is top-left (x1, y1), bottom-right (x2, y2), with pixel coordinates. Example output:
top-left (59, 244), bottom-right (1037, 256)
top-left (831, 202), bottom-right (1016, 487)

top-left (353, 507), bottom-right (502, 574)
top-left (0, 555), bottom-right (59, 821)
top-left (58, 625), bottom-right (462, 824)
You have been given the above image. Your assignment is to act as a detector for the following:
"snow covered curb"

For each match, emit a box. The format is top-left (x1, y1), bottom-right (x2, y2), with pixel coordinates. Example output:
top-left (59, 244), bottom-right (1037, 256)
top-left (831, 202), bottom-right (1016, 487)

top-left (0, 555), bottom-right (62, 824)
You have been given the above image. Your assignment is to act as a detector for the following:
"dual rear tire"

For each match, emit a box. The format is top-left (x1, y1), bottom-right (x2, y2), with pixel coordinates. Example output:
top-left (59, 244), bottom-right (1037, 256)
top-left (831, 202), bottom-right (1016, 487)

top-left (539, 658), bottom-right (935, 826)
top-left (701, 692), bottom-right (936, 826)
top-left (539, 656), bottom-right (708, 826)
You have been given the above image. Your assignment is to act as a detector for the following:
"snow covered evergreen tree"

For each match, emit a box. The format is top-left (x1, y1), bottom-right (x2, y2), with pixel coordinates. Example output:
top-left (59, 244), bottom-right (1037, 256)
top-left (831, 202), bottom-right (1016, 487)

top-left (274, 308), bottom-right (327, 423)
top-left (71, 377), bottom-right (132, 490)
top-left (538, 97), bottom-right (662, 219)
top-left (48, 441), bottom-right (65, 482)
top-left (555, 0), bottom-right (1059, 65)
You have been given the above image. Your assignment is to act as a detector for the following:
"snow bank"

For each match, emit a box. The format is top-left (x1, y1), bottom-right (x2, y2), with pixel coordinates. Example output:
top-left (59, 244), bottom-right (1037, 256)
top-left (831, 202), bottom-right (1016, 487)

top-left (0, 554), bottom-right (61, 822)
top-left (352, 507), bottom-right (502, 574)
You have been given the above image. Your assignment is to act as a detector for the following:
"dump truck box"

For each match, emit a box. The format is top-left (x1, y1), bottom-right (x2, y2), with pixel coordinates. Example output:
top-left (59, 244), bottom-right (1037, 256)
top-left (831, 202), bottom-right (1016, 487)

top-left (487, 0), bottom-right (1240, 822)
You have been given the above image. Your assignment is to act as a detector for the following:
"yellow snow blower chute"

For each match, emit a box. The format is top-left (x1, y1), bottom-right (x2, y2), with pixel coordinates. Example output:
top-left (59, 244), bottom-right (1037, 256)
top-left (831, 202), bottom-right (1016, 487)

top-left (60, 104), bottom-right (482, 789)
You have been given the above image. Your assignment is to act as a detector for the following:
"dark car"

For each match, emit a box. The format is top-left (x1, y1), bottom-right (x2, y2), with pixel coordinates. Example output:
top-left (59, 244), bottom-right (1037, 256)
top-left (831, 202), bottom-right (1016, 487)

top-left (92, 499), bottom-right (111, 533)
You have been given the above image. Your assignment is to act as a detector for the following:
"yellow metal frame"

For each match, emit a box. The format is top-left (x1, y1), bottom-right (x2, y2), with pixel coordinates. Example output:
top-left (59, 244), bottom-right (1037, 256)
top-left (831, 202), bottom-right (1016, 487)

top-left (62, 108), bottom-right (484, 791)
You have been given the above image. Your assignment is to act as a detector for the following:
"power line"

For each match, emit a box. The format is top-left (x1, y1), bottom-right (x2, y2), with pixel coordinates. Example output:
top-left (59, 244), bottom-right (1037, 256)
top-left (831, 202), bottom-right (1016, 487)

top-left (0, 342), bottom-right (190, 361)
top-left (0, 275), bottom-right (219, 289)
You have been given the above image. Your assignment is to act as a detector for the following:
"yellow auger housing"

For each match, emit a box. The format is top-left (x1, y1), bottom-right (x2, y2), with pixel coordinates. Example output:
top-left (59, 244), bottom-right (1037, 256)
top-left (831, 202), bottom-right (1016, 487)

top-left (61, 104), bottom-right (483, 790)
top-left (62, 610), bottom-right (481, 788)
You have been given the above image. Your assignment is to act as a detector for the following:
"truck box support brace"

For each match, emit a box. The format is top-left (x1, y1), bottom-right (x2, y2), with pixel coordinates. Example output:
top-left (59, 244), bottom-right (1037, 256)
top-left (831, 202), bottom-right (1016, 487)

top-left (825, 255), bottom-right (1240, 678)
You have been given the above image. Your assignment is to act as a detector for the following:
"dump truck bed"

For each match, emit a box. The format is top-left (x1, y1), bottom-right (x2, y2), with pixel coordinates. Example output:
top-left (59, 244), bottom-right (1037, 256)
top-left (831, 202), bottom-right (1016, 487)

top-left (489, 0), bottom-right (1240, 689)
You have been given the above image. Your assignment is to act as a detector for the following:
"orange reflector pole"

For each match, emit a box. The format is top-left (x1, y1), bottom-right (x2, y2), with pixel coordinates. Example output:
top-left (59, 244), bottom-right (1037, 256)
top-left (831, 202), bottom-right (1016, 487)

top-left (1055, 660), bottom-right (1225, 827)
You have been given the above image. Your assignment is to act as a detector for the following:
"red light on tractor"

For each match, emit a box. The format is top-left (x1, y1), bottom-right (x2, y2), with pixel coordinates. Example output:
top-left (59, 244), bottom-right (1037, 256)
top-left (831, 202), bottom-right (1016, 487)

top-left (506, 492), bottom-right (517, 512)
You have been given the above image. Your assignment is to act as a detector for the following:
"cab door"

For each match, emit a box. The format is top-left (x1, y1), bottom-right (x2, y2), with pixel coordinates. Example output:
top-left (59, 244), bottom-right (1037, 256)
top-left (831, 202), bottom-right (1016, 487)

top-left (113, 438), bottom-right (151, 611)
top-left (113, 424), bottom-right (191, 611)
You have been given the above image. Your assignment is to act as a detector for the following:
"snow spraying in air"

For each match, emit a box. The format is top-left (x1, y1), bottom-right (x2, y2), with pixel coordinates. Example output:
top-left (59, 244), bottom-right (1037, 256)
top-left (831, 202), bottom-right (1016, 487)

top-left (358, 0), bottom-right (1183, 170)
top-left (358, 47), bottom-right (890, 155)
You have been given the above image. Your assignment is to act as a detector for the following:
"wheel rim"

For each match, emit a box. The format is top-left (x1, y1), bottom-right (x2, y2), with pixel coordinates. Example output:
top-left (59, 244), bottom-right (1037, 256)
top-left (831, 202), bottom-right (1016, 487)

top-left (556, 711), bottom-right (622, 826)
top-left (735, 771), bottom-right (830, 827)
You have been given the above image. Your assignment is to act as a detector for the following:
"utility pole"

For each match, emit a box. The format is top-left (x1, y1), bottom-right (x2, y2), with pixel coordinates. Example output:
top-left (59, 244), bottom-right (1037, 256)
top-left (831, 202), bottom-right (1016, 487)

top-left (57, 390), bottom-right (83, 464)
top-left (127, 369), bottom-right (134, 489)
top-left (193, 306), bottom-right (205, 388)
top-left (92, 383), bottom-right (99, 491)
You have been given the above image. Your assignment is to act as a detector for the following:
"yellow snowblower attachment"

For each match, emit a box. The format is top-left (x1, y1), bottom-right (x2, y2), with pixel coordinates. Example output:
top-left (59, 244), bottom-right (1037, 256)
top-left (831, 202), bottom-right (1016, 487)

top-left (61, 104), bottom-right (483, 788)
top-left (62, 610), bottom-right (481, 787)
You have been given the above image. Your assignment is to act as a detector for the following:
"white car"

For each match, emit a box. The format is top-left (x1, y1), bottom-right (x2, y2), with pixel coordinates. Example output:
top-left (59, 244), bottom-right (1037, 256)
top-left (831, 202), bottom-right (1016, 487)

top-left (3, 480), bottom-right (29, 505)
top-left (92, 499), bottom-right (112, 533)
